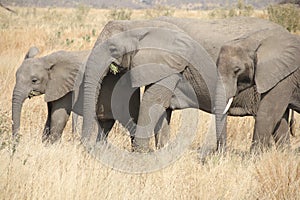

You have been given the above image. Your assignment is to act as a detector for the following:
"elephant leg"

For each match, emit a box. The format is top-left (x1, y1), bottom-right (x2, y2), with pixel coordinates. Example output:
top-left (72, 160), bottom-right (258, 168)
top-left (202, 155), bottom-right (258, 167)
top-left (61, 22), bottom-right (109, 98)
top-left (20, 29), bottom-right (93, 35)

top-left (47, 93), bottom-right (72, 143)
top-left (72, 113), bottom-right (79, 134)
top-left (128, 88), bottom-right (141, 148)
top-left (154, 108), bottom-right (172, 149)
top-left (217, 118), bottom-right (227, 153)
top-left (42, 102), bottom-right (52, 142)
top-left (272, 109), bottom-right (290, 149)
top-left (96, 119), bottom-right (115, 142)
top-left (251, 81), bottom-right (294, 152)
top-left (133, 84), bottom-right (174, 152)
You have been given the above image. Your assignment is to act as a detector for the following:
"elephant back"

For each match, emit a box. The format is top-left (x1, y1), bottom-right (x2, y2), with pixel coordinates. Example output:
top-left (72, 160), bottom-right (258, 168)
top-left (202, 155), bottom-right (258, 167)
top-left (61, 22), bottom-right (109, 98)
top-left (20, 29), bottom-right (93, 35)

top-left (158, 16), bottom-right (283, 62)
top-left (94, 19), bottom-right (182, 47)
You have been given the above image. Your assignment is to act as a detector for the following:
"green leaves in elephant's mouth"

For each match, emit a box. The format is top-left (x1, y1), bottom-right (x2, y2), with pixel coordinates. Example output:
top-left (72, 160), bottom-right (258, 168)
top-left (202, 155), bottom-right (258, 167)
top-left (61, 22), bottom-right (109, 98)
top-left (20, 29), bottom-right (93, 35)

top-left (109, 63), bottom-right (119, 75)
top-left (28, 90), bottom-right (42, 99)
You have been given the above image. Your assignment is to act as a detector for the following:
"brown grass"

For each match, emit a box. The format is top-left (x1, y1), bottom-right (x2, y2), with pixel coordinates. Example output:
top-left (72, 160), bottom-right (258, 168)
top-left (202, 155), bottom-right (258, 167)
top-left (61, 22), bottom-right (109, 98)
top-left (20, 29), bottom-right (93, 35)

top-left (1, 7), bottom-right (300, 200)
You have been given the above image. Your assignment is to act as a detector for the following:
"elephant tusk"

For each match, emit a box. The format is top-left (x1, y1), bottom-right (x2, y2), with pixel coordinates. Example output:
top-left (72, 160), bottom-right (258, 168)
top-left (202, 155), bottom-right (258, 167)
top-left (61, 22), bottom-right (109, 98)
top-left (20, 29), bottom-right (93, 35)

top-left (223, 97), bottom-right (233, 114)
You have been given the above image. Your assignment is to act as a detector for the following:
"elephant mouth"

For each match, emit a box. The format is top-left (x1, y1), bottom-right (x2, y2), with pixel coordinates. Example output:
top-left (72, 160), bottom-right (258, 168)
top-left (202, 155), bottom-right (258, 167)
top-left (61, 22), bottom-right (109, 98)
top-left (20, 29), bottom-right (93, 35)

top-left (28, 90), bottom-right (42, 99)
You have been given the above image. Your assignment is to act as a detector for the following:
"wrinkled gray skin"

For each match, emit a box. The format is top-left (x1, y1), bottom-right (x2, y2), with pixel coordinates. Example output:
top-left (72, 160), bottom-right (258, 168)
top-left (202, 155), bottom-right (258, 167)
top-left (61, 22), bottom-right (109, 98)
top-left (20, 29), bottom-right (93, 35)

top-left (12, 47), bottom-right (140, 143)
top-left (134, 17), bottom-right (296, 155)
top-left (216, 26), bottom-right (300, 151)
top-left (82, 17), bottom-right (296, 156)
top-left (82, 20), bottom-right (219, 148)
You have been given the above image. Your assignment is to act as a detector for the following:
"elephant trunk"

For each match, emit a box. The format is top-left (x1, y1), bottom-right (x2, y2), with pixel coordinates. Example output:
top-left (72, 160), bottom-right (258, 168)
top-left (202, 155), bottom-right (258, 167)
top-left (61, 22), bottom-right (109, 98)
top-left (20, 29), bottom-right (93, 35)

top-left (199, 76), bottom-right (227, 162)
top-left (82, 44), bottom-right (111, 145)
top-left (214, 77), bottom-right (228, 151)
top-left (12, 86), bottom-right (28, 138)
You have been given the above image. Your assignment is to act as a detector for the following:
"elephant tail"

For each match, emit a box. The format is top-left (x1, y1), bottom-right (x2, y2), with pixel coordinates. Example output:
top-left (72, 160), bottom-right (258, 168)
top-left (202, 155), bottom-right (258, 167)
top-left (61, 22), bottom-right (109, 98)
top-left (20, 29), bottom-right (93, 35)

top-left (289, 109), bottom-right (296, 137)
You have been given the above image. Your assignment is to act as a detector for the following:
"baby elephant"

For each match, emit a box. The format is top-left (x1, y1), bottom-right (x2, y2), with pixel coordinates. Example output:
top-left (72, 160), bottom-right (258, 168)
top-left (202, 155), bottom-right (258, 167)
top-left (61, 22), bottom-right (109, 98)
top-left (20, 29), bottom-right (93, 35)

top-left (12, 47), bottom-right (140, 143)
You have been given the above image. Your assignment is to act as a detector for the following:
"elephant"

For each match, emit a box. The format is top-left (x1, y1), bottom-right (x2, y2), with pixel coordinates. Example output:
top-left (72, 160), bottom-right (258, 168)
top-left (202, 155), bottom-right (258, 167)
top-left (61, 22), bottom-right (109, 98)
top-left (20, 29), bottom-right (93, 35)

top-left (215, 25), bottom-right (300, 151)
top-left (140, 17), bottom-right (293, 155)
top-left (82, 17), bottom-right (297, 156)
top-left (12, 47), bottom-right (140, 144)
top-left (131, 16), bottom-right (297, 154)
top-left (81, 19), bottom-right (220, 148)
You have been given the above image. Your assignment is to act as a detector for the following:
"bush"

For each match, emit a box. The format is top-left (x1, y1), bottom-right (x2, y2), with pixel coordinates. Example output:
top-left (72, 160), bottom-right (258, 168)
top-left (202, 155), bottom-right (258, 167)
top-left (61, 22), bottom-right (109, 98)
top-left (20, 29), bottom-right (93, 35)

top-left (267, 4), bottom-right (300, 32)
top-left (75, 4), bottom-right (90, 22)
top-left (209, 8), bottom-right (229, 19)
top-left (144, 5), bottom-right (175, 19)
top-left (209, 0), bottom-right (254, 19)
top-left (107, 8), bottom-right (132, 20)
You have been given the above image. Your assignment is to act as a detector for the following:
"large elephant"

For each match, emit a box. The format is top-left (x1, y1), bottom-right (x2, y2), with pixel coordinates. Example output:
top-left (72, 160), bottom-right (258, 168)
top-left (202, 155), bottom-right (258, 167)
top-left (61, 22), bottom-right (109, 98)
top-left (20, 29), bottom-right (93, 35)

top-left (215, 25), bottom-right (300, 151)
top-left (82, 17), bottom-right (296, 155)
top-left (12, 47), bottom-right (140, 144)
top-left (132, 16), bottom-right (296, 154)
top-left (81, 19), bottom-right (220, 147)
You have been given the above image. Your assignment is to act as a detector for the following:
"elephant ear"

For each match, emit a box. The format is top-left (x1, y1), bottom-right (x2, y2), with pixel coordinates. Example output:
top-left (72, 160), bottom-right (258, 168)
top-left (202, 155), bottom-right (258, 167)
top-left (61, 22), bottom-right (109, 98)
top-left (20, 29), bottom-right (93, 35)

top-left (255, 33), bottom-right (300, 94)
top-left (25, 46), bottom-right (39, 59)
top-left (44, 51), bottom-right (83, 102)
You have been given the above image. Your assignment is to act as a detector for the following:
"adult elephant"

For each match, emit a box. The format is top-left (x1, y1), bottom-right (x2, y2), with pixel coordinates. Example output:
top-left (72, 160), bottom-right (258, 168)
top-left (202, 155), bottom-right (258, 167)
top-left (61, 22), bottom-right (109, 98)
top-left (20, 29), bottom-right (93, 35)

top-left (12, 47), bottom-right (140, 144)
top-left (133, 16), bottom-right (295, 155)
top-left (81, 20), bottom-right (220, 147)
top-left (82, 18), bottom-right (295, 156)
top-left (215, 27), bottom-right (300, 151)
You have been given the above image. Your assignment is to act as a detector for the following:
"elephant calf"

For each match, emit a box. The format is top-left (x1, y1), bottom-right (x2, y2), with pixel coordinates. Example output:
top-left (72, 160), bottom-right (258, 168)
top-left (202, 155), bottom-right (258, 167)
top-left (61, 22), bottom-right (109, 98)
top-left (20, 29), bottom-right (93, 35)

top-left (12, 47), bottom-right (140, 143)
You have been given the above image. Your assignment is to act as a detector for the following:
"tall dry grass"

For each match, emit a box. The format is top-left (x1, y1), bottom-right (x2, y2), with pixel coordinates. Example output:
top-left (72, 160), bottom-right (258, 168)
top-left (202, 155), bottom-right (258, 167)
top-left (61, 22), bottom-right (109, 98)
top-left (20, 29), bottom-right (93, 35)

top-left (0, 6), bottom-right (300, 200)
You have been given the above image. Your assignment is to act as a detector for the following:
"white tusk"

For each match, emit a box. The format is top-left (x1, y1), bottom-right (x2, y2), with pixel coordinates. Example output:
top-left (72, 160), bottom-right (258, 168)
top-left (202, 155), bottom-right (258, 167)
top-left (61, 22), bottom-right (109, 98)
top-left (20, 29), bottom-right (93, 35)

top-left (223, 97), bottom-right (233, 115)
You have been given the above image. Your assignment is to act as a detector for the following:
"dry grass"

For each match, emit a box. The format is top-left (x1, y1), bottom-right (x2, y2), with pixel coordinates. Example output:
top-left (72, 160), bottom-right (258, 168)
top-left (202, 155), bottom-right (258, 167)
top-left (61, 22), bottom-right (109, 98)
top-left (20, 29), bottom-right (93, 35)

top-left (0, 7), bottom-right (300, 200)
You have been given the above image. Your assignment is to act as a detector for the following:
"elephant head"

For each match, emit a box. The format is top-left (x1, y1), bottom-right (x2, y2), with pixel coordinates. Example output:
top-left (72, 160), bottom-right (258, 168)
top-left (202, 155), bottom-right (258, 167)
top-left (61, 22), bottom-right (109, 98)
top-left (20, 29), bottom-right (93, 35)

top-left (12, 47), bottom-right (88, 137)
top-left (82, 22), bottom-right (220, 146)
top-left (217, 31), bottom-right (300, 113)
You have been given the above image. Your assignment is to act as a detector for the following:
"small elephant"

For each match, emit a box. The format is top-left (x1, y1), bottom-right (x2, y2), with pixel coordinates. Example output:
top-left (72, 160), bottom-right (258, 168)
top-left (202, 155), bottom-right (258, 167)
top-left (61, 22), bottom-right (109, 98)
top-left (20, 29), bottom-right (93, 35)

top-left (12, 47), bottom-right (140, 144)
top-left (216, 26), bottom-right (300, 151)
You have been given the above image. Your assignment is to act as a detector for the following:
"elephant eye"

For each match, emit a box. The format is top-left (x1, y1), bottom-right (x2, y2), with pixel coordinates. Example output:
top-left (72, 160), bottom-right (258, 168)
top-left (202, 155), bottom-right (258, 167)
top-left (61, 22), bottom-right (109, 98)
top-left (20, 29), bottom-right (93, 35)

top-left (233, 66), bottom-right (241, 75)
top-left (32, 77), bottom-right (38, 84)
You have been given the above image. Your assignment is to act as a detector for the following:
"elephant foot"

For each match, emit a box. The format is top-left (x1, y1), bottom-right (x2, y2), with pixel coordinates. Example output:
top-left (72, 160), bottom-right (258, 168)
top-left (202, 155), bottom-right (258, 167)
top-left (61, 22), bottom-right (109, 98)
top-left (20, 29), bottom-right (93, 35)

top-left (96, 132), bottom-right (108, 143)
top-left (198, 145), bottom-right (217, 164)
top-left (42, 127), bottom-right (50, 143)
top-left (250, 141), bottom-right (272, 155)
top-left (43, 133), bottom-right (62, 144)
top-left (276, 142), bottom-right (291, 152)
top-left (132, 144), bottom-right (152, 153)
top-left (132, 138), bottom-right (152, 153)
top-left (155, 133), bottom-right (169, 150)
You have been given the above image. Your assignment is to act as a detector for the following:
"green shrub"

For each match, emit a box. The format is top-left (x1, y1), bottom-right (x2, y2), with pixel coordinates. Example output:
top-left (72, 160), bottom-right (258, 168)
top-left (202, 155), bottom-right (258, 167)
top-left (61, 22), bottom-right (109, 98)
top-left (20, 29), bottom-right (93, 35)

top-left (267, 4), bottom-right (300, 32)
top-left (82, 34), bottom-right (91, 42)
top-left (66, 38), bottom-right (74, 46)
top-left (107, 8), bottom-right (132, 20)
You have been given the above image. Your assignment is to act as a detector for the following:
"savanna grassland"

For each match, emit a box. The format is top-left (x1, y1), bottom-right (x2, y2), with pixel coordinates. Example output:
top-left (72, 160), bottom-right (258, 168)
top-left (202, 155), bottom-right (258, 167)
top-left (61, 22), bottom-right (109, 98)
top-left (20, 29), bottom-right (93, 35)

top-left (1, 5), bottom-right (300, 200)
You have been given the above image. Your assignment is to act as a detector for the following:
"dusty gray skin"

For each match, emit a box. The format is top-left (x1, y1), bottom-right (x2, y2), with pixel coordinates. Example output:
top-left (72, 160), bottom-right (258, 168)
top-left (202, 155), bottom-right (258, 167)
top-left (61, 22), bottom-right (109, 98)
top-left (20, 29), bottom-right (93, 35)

top-left (12, 47), bottom-right (140, 144)
top-left (133, 16), bottom-right (296, 155)
top-left (82, 17), bottom-right (297, 158)
top-left (142, 17), bottom-right (296, 157)
top-left (81, 20), bottom-right (220, 149)
top-left (216, 26), bottom-right (300, 151)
